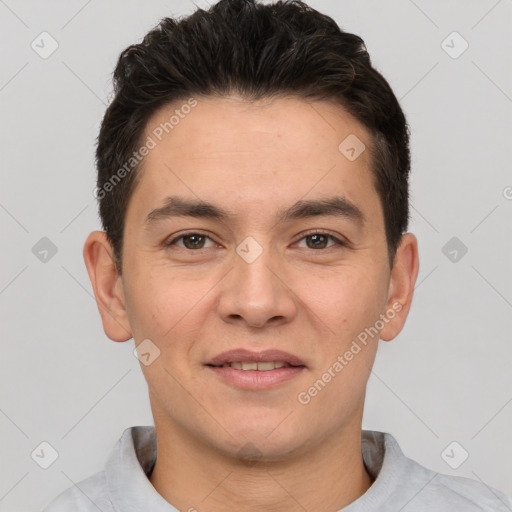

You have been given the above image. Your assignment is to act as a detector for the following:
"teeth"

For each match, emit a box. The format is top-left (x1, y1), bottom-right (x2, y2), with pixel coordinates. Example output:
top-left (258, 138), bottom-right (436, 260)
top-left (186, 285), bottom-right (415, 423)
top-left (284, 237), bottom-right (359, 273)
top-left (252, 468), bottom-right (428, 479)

top-left (226, 361), bottom-right (290, 371)
top-left (257, 361), bottom-right (275, 371)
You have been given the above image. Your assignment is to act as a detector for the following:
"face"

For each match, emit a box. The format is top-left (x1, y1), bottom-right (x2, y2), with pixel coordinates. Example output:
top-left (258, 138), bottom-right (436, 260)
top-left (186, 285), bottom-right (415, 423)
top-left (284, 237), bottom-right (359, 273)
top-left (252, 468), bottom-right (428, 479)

top-left (88, 95), bottom-right (416, 461)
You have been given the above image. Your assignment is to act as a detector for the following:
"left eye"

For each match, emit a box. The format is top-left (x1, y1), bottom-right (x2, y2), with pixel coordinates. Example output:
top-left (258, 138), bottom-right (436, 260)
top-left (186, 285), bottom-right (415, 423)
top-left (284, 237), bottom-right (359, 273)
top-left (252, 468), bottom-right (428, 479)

top-left (296, 233), bottom-right (341, 250)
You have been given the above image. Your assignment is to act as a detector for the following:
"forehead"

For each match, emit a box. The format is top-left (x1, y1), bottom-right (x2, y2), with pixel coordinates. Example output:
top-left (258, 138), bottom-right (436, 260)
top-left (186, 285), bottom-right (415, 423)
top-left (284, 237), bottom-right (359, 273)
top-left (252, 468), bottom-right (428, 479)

top-left (128, 95), bottom-right (379, 226)
top-left (144, 94), bottom-right (372, 164)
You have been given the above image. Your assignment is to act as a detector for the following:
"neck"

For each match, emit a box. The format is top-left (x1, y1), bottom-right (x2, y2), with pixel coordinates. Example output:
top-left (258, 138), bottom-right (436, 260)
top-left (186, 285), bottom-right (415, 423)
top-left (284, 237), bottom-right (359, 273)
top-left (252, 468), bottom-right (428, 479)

top-left (149, 414), bottom-right (374, 511)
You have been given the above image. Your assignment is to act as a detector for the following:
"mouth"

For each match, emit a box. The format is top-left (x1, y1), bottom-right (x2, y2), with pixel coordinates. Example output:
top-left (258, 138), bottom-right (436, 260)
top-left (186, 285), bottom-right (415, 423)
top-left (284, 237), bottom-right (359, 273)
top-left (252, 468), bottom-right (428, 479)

top-left (207, 361), bottom-right (301, 371)
top-left (205, 349), bottom-right (306, 389)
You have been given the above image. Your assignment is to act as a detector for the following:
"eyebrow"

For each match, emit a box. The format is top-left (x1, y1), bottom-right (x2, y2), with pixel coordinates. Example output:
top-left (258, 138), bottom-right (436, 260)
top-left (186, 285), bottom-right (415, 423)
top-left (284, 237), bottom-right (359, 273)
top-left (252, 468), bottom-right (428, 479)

top-left (144, 195), bottom-right (364, 227)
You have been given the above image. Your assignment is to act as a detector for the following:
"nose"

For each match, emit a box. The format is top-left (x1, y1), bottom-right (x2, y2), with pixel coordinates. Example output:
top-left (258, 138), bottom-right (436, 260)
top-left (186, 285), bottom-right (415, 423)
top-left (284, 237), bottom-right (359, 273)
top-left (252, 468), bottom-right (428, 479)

top-left (216, 242), bottom-right (297, 329)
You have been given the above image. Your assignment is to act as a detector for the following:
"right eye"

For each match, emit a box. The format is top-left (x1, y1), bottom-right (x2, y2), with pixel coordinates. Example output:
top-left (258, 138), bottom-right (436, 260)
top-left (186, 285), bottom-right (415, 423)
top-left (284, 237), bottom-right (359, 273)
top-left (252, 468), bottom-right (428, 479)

top-left (164, 232), bottom-right (217, 250)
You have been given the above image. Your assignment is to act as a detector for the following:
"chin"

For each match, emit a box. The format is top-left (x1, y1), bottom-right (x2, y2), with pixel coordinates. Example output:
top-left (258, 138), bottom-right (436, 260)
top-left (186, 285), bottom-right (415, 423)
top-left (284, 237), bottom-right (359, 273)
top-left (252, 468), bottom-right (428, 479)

top-left (213, 421), bottom-right (309, 462)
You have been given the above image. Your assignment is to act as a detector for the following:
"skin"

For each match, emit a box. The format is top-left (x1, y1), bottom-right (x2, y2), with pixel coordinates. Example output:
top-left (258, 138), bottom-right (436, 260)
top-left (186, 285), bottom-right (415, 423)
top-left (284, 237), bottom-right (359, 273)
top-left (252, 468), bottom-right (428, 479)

top-left (84, 95), bottom-right (419, 511)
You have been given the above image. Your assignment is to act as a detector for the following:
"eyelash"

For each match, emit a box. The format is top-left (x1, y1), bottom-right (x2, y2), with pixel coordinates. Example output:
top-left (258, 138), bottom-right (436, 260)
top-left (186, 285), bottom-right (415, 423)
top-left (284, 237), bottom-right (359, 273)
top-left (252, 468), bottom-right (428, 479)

top-left (164, 230), bottom-right (347, 251)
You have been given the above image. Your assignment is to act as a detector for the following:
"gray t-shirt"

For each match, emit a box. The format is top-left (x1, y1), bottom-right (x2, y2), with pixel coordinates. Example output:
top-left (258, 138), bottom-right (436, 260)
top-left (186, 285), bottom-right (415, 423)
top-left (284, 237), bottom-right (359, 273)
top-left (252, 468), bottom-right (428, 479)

top-left (42, 426), bottom-right (512, 511)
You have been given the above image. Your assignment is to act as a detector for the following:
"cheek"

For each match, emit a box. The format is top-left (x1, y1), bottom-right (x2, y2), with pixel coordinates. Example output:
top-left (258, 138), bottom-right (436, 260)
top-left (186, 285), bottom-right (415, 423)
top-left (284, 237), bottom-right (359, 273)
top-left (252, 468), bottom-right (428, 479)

top-left (124, 263), bottom-right (216, 350)
top-left (122, 262), bottom-right (176, 342)
top-left (296, 264), bottom-right (388, 340)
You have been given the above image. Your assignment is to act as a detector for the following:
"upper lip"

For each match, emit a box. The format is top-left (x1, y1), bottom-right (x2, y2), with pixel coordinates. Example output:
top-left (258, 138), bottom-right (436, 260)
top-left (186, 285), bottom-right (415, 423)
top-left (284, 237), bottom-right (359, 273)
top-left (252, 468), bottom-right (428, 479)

top-left (206, 349), bottom-right (306, 367)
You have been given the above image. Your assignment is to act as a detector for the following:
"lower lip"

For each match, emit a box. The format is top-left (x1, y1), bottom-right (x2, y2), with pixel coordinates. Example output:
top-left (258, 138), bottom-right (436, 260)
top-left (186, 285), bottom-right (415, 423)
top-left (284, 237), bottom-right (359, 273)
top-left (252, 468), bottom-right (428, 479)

top-left (206, 365), bottom-right (305, 389)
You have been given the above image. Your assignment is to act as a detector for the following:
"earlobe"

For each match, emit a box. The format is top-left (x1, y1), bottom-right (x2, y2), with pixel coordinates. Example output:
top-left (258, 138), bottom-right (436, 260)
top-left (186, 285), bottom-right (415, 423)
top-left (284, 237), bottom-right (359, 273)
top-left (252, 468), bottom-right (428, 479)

top-left (380, 233), bottom-right (420, 342)
top-left (82, 231), bottom-right (132, 342)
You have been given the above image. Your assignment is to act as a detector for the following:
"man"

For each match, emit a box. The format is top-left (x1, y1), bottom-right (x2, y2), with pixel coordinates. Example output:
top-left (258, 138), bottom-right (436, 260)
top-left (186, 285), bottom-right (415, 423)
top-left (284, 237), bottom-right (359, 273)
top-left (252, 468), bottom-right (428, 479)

top-left (43, 0), bottom-right (512, 510)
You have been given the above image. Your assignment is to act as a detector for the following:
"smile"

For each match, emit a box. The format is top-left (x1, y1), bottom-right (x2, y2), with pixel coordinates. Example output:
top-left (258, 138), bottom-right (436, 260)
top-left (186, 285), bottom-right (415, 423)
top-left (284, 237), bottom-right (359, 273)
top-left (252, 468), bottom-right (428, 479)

top-left (210, 361), bottom-right (297, 371)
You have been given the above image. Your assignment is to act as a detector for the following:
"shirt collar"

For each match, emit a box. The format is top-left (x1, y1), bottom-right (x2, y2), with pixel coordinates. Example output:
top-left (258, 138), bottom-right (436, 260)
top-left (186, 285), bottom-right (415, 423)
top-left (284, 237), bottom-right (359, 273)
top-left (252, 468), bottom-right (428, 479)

top-left (106, 426), bottom-right (177, 511)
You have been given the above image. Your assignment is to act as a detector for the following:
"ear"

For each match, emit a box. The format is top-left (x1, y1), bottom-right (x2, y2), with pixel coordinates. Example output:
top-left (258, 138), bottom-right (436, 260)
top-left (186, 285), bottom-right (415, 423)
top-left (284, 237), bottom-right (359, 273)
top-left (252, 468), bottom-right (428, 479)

top-left (83, 231), bottom-right (132, 342)
top-left (380, 233), bottom-right (419, 342)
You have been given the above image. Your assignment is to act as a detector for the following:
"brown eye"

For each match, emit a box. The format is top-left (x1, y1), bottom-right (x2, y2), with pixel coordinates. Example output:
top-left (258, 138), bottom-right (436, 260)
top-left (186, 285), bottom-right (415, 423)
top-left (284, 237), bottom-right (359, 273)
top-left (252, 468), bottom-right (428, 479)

top-left (182, 234), bottom-right (207, 249)
top-left (305, 234), bottom-right (330, 249)
top-left (297, 232), bottom-right (342, 250)
top-left (165, 233), bottom-right (215, 250)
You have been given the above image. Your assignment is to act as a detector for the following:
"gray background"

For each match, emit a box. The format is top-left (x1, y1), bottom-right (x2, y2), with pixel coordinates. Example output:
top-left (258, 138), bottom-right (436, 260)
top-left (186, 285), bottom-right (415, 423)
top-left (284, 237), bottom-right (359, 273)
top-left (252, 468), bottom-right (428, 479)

top-left (1, 0), bottom-right (511, 510)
